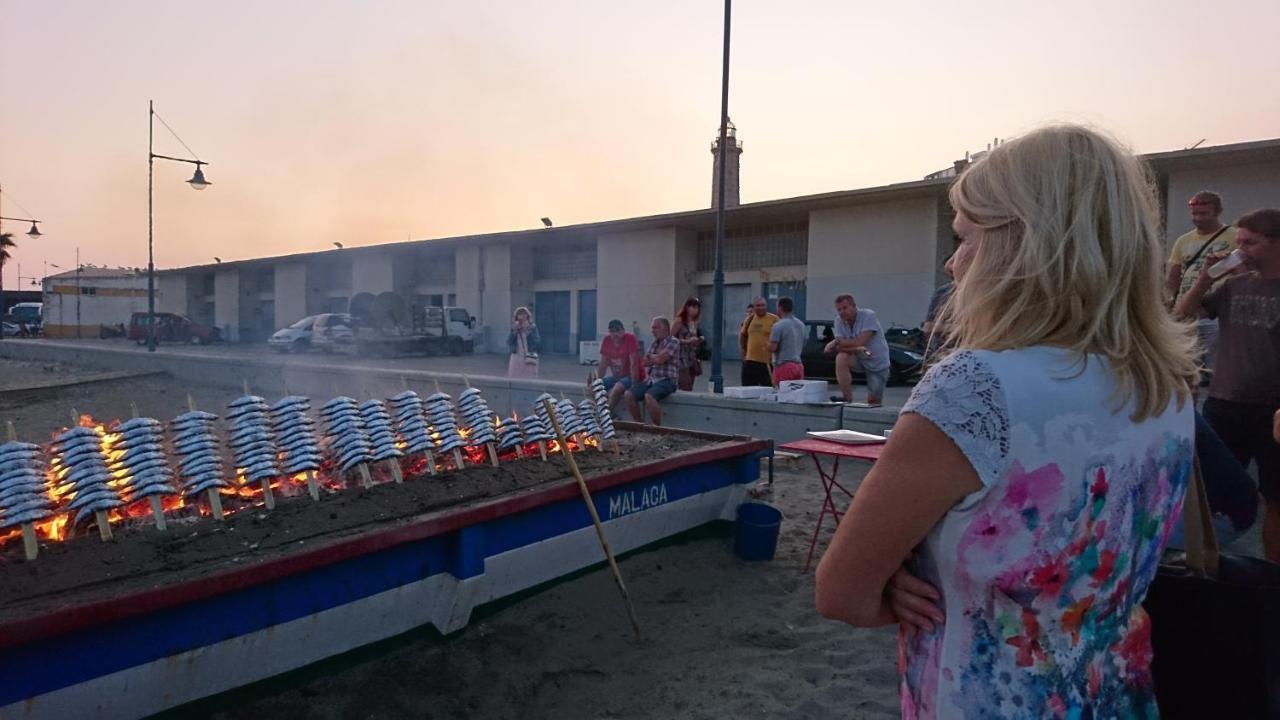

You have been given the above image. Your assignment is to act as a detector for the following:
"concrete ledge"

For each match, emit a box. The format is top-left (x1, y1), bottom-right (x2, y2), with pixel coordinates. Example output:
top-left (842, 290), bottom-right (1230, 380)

top-left (0, 341), bottom-right (901, 442)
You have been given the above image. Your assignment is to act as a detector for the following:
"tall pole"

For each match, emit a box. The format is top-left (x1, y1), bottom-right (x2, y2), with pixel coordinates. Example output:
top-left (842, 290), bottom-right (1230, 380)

top-left (709, 0), bottom-right (732, 394)
top-left (147, 100), bottom-right (156, 352)
top-left (75, 247), bottom-right (81, 339)
top-left (1, 183), bottom-right (5, 341)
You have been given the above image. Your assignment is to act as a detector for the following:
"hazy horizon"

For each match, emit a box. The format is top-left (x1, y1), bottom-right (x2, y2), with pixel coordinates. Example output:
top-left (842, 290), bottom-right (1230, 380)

top-left (2, 0), bottom-right (1278, 287)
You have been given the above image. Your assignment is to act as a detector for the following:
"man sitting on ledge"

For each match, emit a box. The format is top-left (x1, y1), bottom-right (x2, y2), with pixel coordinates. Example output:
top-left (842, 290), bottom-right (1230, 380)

top-left (627, 316), bottom-right (679, 426)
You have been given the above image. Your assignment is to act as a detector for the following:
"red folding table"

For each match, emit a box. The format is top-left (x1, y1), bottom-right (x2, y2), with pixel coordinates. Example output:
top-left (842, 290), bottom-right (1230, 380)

top-left (777, 437), bottom-right (886, 572)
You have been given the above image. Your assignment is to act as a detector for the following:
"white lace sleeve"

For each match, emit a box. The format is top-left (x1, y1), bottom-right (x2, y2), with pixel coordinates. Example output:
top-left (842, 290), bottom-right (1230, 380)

top-left (901, 351), bottom-right (1010, 488)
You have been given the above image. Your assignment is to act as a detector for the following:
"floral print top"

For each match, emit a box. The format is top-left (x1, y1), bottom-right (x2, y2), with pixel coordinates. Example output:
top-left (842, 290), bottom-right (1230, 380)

top-left (898, 348), bottom-right (1192, 719)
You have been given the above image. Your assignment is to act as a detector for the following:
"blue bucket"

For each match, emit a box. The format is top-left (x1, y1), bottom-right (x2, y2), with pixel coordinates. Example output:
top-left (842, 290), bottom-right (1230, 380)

top-left (734, 502), bottom-right (783, 562)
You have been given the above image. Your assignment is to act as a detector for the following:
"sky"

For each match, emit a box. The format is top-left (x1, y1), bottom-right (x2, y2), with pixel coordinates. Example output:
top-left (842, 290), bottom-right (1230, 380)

top-left (2, 0), bottom-right (1278, 288)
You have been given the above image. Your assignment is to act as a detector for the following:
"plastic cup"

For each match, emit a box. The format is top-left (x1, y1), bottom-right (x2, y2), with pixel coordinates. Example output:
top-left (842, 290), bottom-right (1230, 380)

top-left (1207, 249), bottom-right (1245, 279)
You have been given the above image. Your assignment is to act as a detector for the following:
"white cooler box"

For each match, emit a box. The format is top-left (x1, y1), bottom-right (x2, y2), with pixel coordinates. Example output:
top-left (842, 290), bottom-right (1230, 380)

top-left (777, 380), bottom-right (829, 404)
top-left (578, 341), bottom-right (601, 365)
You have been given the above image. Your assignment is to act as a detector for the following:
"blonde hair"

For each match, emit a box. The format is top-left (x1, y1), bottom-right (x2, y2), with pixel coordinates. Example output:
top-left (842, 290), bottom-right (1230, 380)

top-left (943, 124), bottom-right (1197, 421)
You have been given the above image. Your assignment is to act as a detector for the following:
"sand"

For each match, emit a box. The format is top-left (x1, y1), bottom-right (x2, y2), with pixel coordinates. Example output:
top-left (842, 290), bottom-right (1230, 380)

top-left (188, 463), bottom-right (900, 720)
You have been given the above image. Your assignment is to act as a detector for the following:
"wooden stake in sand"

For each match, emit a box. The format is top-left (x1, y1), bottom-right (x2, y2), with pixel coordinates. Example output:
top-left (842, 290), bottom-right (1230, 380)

top-left (69, 408), bottom-right (113, 541)
top-left (541, 398), bottom-right (642, 641)
top-left (187, 394), bottom-right (225, 520)
top-left (588, 371), bottom-right (622, 456)
top-left (464, 376), bottom-right (501, 468)
top-left (6, 420), bottom-right (40, 561)
top-left (282, 381), bottom-right (322, 501)
top-left (128, 402), bottom-right (168, 531)
top-left (435, 378), bottom-right (466, 469)
top-left (242, 380), bottom-right (276, 510)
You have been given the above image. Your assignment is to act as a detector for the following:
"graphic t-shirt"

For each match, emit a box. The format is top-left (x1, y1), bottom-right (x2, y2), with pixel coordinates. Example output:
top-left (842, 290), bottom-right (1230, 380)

top-left (599, 333), bottom-right (639, 379)
top-left (1169, 226), bottom-right (1236, 299)
top-left (898, 348), bottom-right (1192, 719)
top-left (1203, 274), bottom-right (1280, 405)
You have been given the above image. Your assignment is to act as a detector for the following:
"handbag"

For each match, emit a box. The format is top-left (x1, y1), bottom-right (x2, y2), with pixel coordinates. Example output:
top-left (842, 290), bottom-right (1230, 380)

top-left (1143, 456), bottom-right (1280, 718)
top-left (524, 351), bottom-right (539, 367)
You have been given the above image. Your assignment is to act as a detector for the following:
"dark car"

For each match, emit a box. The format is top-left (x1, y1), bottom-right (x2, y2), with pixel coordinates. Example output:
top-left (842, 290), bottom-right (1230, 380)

top-left (127, 312), bottom-right (221, 346)
top-left (801, 320), bottom-right (924, 385)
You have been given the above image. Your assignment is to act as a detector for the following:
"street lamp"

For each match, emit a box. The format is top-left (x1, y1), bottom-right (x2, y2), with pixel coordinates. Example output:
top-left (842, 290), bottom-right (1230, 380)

top-left (0, 184), bottom-right (46, 342)
top-left (148, 100), bottom-right (212, 352)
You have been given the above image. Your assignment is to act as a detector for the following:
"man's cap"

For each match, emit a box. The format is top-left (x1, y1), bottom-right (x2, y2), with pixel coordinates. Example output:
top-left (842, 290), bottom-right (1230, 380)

top-left (607, 319), bottom-right (625, 331)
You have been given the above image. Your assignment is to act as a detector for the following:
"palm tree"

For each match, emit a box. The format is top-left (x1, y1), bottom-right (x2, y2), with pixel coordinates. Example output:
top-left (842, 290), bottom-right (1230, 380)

top-left (0, 231), bottom-right (13, 324)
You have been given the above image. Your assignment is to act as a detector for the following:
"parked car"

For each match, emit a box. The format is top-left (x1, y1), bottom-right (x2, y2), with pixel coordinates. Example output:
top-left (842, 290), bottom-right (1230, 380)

top-left (268, 314), bottom-right (320, 353)
top-left (309, 313), bottom-right (356, 353)
top-left (800, 320), bottom-right (924, 385)
top-left (127, 312), bottom-right (221, 346)
top-left (1, 321), bottom-right (21, 338)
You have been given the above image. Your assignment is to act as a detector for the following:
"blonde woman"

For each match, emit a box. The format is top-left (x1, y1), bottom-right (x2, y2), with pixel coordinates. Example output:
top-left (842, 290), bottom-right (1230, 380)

top-left (816, 126), bottom-right (1197, 718)
top-left (506, 307), bottom-right (540, 379)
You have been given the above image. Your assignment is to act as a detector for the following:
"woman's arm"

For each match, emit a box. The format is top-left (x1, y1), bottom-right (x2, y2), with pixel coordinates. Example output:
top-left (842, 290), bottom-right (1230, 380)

top-left (815, 413), bottom-right (981, 627)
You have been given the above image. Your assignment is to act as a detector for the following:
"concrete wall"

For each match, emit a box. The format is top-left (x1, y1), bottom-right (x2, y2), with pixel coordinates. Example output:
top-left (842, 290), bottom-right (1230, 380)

top-left (353, 253), bottom-right (395, 295)
top-left (214, 269), bottom-right (241, 341)
top-left (0, 340), bottom-right (901, 443)
top-left (1164, 161), bottom-right (1280, 250)
top-left (597, 228), bottom-right (681, 340)
top-left (158, 275), bottom-right (187, 315)
top-left (807, 197), bottom-right (940, 326)
top-left (272, 262), bottom-right (309, 328)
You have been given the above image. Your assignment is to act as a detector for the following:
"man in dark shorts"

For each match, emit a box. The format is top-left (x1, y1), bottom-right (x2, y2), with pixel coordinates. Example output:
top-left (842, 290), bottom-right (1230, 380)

top-left (1177, 208), bottom-right (1280, 560)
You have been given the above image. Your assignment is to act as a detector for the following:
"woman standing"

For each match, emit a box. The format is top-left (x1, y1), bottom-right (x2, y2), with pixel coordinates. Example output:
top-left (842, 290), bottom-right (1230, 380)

top-left (671, 297), bottom-right (705, 392)
top-left (816, 125), bottom-right (1197, 718)
top-left (506, 306), bottom-right (540, 379)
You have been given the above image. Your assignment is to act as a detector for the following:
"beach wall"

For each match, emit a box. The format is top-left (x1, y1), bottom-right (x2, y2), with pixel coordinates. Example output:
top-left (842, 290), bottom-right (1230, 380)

top-left (0, 340), bottom-right (899, 441)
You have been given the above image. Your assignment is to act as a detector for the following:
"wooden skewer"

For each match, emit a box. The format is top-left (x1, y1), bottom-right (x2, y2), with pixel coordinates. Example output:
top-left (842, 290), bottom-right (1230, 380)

top-left (487, 443), bottom-right (500, 467)
top-left (70, 407), bottom-right (113, 541)
top-left (282, 381), bottom-right (320, 501)
top-left (541, 399), bottom-right (642, 641)
top-left (129, 402), bottom-right (168, 531)
top-left (6, 421), bottom-right (40, 561)
top-left (387, 459), bottom-right (404, 483)
top-left (357, 463), bottom-right (373, 489)
top-left (238, 381), bottom-right (275, 510)
top-left (453, 447), bottom-right (466, 469)
top-left (187, 394), bottom-right (225, 521)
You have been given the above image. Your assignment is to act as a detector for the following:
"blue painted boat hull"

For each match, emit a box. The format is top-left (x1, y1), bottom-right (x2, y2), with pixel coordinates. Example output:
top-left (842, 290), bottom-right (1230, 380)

top-left (0, 429), bottom-right (768, 720)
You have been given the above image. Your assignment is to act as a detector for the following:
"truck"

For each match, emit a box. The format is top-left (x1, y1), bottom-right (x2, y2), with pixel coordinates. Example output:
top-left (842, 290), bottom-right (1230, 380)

top-left (336, 292), bottom-right (476, 357)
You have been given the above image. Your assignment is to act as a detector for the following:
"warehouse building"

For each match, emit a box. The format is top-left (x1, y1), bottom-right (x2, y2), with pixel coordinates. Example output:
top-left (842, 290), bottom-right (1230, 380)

top-left (157, 133), bottom-right (1280, 357)
top-left (41, 268), bottom-right (149, 338)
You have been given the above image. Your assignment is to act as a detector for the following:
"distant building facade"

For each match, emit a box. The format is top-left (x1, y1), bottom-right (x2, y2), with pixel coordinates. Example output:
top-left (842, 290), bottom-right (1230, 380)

top-left (157, 137), bottom-right (1280, 356)
top-left (42, 268), bottom-right (149, 338)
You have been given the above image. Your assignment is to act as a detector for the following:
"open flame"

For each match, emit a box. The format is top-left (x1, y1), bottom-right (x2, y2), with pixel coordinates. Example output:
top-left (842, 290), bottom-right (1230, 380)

top-left (3, 408), bottom-right (599, 554)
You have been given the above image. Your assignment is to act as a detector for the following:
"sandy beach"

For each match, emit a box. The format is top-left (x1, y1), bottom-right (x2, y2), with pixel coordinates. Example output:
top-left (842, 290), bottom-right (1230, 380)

top-left (199, 463), bottom-right (900, 720)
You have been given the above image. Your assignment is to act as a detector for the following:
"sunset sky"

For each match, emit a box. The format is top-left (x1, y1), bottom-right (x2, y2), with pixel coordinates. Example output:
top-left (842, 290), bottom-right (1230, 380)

top-left (2, 0), bottom-right (1277, 288)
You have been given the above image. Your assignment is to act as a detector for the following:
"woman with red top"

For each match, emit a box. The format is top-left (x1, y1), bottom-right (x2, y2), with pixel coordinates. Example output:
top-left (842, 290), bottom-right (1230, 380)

top-left (671, 297), bottom-right (705, 391)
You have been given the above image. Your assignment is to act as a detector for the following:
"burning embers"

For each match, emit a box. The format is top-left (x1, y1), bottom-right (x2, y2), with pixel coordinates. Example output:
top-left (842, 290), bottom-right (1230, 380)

top-left (0, 384), bottom-right (613, 561)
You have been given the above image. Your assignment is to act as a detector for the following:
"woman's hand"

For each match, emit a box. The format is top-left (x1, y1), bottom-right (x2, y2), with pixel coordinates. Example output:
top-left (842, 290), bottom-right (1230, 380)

top-left (886, 566), bottom-right (944, 635)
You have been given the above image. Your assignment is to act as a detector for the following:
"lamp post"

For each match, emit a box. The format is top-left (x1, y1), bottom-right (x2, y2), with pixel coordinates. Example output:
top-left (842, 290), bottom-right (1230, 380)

top-left (709, 0), bottom-right (732, 394)
top-left (147, 100), bottom-right (211, 352)
top-left (0, 184), bottom-right (44, 341)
